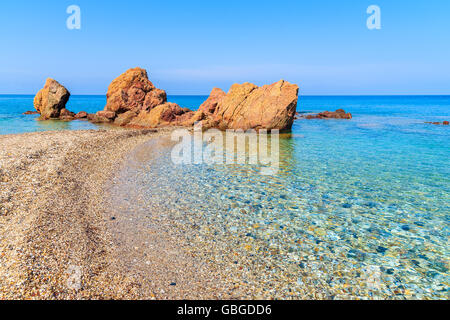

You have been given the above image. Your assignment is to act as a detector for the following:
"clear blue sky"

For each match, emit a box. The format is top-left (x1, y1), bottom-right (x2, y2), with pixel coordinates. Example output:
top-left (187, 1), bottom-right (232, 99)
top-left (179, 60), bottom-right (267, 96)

top-left (0, 0), bottom-right (449, 95)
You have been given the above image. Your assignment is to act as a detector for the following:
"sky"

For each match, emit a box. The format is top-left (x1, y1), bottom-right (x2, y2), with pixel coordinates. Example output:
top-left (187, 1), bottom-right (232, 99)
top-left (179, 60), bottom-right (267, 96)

top-left (0, 0), bottom-right (449, 95)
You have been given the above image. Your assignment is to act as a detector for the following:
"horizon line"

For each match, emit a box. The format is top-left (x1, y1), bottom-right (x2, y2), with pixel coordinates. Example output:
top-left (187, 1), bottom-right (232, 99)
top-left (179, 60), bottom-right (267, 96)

top-left (1, 93), bottom-right (450, 97)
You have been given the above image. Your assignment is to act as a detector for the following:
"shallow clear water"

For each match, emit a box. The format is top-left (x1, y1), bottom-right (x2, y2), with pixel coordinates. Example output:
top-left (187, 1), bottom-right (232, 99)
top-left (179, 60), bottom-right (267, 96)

top-left (111, 95), bottom-right (449, 299)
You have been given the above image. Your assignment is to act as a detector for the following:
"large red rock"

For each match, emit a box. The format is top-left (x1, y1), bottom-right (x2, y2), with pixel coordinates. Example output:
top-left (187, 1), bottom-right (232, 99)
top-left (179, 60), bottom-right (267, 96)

top-left (104, 67), bottom-right (167, 114)
top-left (102, 68), bottom-right (300, 131)
top-left (33, 78), bottom-right (71, 120)
top-left (191, 80), bottom-right (299, 131)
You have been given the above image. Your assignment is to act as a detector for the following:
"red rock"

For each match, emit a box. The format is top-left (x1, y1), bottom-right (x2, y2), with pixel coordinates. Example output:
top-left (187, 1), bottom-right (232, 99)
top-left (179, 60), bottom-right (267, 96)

top-left (426, 121), bottom-right (450, 125)
top-left (128, 103), bottom-right (190, 127)
top-left (102, 67), bottom-right (183, 127)
top-left (187, 80), bottom-right (298, 131)
top-left (96, 110), bottom-right (116, 120)
top-left (305, 109), bottom-right (352, 120)
top-left (181, 88), bottom-right (226, 127)
top-left (104, 67), bottom-right (157, 113)
top-left (177, 111), bottom-right (196, 124)
top-left (22, 111), bottom-right (40, 115)
top-left (87, 113), bottom-right (111, 123)
top-left (103, 68), bottom-right (300, 131)
top-left (33, 78), bottom-right (71, 119)
top-left (197, 88), bottom-right (226, 114)
top-left (74, 111), bottom-right (88, 119)
top-left (60, 108), bottom-right (75, 118)
top-left (143, 88), bottom-right (167, 110)
top-left (114, 110), bottom-right (138, 126)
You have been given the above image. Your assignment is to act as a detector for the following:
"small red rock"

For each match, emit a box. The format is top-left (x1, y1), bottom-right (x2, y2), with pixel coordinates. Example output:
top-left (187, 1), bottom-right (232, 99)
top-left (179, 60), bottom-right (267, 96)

top-left (96, 110), bottom-right (116, 120)
top-left (74, 111), bottom-right (88, 119)
top-left (305, 109), bottom-right (352, 120)
top-left (87, 113), bottom-right (111, 123)
top-left (59, 108), bottom-right (75, 118)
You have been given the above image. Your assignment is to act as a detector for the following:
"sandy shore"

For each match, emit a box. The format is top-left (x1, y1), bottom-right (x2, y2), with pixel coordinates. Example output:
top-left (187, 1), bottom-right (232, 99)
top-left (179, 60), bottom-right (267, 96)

top-left (0, 128), bottom-right (176, 299)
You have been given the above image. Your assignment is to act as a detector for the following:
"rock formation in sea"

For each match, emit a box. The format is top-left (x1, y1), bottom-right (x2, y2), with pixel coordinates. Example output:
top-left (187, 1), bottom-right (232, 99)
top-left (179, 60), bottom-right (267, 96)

top-left (86, 67), bottom-right (300, 130)
top-left (33, 78), bottom-right (72, 120)
top-left (186, 80), bottom-right (299, 131)
top-left (22, 111), bottom-right (40, 115)
top-left (101, 67), bottom-right (192, 126)
top-left (305, 109), bottom-right (352, 120)
top-left (59, 108), bottom-right (76, 121)
top-left (128, 102), bottom-right (190, 127)
top-left (87, 113), bottom-right (111, 123)
top-left (425, 121), bottom-right (449, 125)
top-left (74, 111), bottom-right (88, 119)
top-left (96, 110), bottom-right (116, 120)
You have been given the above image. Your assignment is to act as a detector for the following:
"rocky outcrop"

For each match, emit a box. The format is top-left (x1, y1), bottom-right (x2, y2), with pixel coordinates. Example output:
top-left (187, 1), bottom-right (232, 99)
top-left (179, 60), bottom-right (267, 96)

top-left (129, 103), bottom-right (193, 128)
top-left (305, 109), bottom-right (352, 120)
top-left (96, 110), bottom-right (116, 120)
top-left (22, 111), bottom-right (40, 115)
top-left (104, 68), bottom-right (167, 114)
top-left (100, 67), bottom-right (196, 128)
top-left (198, 88), bottom-right (227, 115)
top-left (143, 88), bottom-right (167, 110)
top-left (33, 78), bottom-right (71, 120)
top-left (60, 109), bottom-right (76, 121)
top-left (74, 111), bottom-right (88, 119)
top-left (181, 88), bottom-right (226, 127)
top-left (59, 109), bottom-right (76, 121)
top-left (114, 111), bottom-right (138, 126)
top-left (87, 113), bottom-right (111, 124)
top-left (425, 121), bottom-right (449, 125)
top-left (189, 80), bottom-right (299, 131)
top-left (84, 68), bottom-right (300, 131)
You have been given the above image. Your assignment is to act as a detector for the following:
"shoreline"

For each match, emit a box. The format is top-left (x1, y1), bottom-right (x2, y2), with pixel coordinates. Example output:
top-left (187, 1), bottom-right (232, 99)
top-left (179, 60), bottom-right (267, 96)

top-left (0, 128), bottom-right (171, 299)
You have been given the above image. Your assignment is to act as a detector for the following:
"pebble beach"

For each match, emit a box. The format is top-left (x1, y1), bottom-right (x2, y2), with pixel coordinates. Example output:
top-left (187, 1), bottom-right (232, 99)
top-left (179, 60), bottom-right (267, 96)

top-left (0, 128), bottom-right (198, 299)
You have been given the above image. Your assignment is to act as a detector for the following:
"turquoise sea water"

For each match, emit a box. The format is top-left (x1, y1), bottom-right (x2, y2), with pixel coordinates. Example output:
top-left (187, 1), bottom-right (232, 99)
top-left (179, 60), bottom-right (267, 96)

top-left (0, 95), bottom-right (205, 134)
top-left (1, 95), bottom-right (449, 298)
